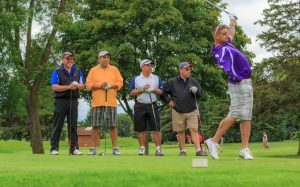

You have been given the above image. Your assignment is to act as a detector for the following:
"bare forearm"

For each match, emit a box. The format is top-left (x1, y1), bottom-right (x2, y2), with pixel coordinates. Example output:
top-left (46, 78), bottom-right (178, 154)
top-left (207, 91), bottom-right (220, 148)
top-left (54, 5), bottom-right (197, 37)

top-left (52, 84), bottom-right (71, 92)
top-left (228, 19), bottom-right (236, 40)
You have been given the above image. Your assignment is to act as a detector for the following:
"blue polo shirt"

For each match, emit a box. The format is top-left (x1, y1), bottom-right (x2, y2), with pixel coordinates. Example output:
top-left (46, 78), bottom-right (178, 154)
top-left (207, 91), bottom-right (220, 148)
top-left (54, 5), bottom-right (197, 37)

top-left (212, 38), bottom-right (252, 84)
top-left (50, 64), bottom-right (85, 85)
top-left (129, 73), bottom-right (163, 104)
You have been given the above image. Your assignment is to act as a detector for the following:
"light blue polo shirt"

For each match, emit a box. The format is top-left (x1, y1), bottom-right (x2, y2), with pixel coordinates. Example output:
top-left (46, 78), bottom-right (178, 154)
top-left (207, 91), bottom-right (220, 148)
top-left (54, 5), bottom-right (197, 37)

top-left (129, 73), bottom-right (163, 104)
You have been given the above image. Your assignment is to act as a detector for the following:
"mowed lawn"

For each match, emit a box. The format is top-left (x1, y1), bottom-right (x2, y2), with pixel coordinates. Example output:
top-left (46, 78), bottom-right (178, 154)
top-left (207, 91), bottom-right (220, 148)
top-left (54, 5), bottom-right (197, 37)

top-left (0, 138), bottom-right (299, 187)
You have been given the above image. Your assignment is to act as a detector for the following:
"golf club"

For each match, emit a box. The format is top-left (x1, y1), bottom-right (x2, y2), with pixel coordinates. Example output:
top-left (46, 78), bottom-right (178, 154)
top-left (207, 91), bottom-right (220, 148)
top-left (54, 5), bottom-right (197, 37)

top-left (193, 92), bottom-right (206, 152)
top-left (204, 0), bottom-right (238, 20)
top-left (69, 90), bottom-right (72, 155)
top-left (99, 89), bottom-right (108, 156)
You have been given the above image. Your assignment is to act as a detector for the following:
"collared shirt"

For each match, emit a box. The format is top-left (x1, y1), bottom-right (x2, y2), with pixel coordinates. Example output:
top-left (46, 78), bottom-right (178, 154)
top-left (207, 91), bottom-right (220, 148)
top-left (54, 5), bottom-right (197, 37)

top-left (212, 38), bottom-right (252, 84)
top-left (50, 64), bottom-right (85, 85)
top-left (164, 75), bottom-right (203, 113)
top-left (129, 73), bottom-right (163, 104)
top-left (86, 64), bottom-right (123, 107)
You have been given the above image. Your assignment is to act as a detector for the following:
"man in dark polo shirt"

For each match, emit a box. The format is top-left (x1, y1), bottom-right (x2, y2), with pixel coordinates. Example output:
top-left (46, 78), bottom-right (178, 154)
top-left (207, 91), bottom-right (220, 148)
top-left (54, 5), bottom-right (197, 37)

top-left (164, 62), bottom-right (207, 157)
top-left (50, 52), bottom-right (85, 155)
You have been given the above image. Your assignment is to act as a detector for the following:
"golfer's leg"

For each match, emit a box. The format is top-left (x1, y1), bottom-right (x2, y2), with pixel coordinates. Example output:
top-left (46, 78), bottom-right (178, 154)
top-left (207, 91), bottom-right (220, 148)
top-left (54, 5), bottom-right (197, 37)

top-left (190, 128), bottom-right (200, 149)
top-left (110, 127), bottom-right (118, 147)
top-left (50, 100), bottom-right (67, 151)
top-left (213, 116), bottom-right (235, 143)
top-left (178, 131), bottom-right (186, 150)
top-left (240, 120), bottom-right (251, 149)
top-left (138, 131), bottom-right (146, 146)
top-left (153, 131), bottom-right (161, 146)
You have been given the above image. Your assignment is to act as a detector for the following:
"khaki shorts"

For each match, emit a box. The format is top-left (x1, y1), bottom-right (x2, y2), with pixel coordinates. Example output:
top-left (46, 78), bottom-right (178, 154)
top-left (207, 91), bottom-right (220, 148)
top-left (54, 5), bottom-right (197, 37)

top-left (228, 80), bottom-right (253, 121)
top-left (172, 109), bottom-right (198, 132)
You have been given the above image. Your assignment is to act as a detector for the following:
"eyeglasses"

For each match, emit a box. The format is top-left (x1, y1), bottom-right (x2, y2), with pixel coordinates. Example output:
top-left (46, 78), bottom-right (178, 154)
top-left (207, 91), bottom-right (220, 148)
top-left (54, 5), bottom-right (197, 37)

top-left (184, 68), bottom-right (191, 71)
top-left (215, 23), bottom-right (228, 35)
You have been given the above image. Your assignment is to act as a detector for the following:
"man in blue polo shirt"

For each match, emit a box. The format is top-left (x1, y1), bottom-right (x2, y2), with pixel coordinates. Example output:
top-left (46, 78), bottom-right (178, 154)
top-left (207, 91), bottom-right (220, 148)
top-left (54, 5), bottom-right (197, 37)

top-left (129, 59), bottom-right (164, 156)
top-left (205, 15), bottom-right (254, 160)
top-left (50, 51), bottom-right (85, 155)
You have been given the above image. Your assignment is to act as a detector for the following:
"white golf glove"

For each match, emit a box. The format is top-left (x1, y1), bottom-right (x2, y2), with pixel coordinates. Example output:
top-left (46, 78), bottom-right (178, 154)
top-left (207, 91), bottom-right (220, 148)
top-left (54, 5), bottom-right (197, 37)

top-left (229, 14), bottom-right (237, 21)
top-left (71, 81), bottom-right (79, 86)
top-left (146, 87), bottom-right (156, 93)
top-left (103, 85), bottom-right (111, 90)
top-left (190, 86), bottom-right (198, 94)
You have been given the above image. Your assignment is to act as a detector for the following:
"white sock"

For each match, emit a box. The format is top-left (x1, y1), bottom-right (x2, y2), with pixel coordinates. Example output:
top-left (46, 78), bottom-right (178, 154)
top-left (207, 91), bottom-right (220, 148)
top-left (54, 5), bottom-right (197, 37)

top-left (140, 146), bottom-right (145, 150)
top-left (181, 149), bottom-right (187, 152)
top-left (196, 148), bottom-right (201, 152)
top-left (156, 146), bottom-right (161, 150)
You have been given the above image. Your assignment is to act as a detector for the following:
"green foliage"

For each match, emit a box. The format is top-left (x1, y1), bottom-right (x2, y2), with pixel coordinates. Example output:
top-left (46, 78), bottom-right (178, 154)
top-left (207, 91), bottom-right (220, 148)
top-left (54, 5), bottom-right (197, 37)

top-left (117, 114), bottom-right (133, 137)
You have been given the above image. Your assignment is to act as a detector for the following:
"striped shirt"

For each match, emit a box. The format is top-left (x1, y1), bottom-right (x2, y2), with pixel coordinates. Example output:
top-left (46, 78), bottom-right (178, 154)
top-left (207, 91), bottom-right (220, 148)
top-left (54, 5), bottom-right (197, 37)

top-left (212, 38), bottom-right (252, 84)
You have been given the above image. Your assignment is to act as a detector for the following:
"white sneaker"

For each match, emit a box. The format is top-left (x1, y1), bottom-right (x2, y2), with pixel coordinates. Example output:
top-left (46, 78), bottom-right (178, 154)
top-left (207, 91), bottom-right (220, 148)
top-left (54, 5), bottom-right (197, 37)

top-left (239, 148), bottom-right (254, 160)
top-left (139, 148), bottom-right (145, 155)
top-left (72, 149), bottom-right (83, 155)
top-left (112, 148), bottom-right (121, 156)
top-left (87, 148), bottom-right (97, 155)
top-left (50, 150), bottom-right (59, 155)
top-left (205, 138), bottom-right (219, 159)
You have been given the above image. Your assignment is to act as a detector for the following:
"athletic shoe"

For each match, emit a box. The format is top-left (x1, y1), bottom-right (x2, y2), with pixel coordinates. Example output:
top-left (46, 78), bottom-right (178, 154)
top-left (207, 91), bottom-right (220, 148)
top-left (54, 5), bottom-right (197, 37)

top-left (72, 149), bottom-right (83, 155)
top-left (139, 148), bottom-right (145, 155)
top-left (239, 148), bottom-right (254, 160)
top-left (205, 138), bottom-right (219, 159)
top-left (196, 150), bottom-right (207, 156)
top-left (50, 150), bottom-right (59, 155)
top-left (87, 148), bottom-right (97, 155)
top-left (155, 148), bottom-right (164, 156)
top-left (179, 150), bottom-right (187, 156)
top-left (112, 148), bottom-right (121, 156)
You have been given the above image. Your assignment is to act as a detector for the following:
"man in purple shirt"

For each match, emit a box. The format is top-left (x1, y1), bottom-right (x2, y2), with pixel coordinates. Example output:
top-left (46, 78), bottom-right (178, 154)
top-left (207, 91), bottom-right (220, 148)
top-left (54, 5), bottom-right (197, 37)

top-left (205, 15), bottom-right (254, 160)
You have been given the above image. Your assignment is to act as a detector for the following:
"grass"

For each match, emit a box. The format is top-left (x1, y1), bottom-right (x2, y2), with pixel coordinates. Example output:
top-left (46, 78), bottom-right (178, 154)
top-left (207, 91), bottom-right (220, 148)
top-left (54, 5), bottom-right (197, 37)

top-left (0, 138), bottom-right (299, 187)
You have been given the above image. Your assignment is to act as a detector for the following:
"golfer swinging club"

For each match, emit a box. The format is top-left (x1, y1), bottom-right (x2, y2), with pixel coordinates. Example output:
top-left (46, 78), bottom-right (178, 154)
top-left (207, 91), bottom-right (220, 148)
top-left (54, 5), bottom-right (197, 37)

top-left (205, 14), bottom-right (254, 160)
top-left (129, 59), bottom-right (164, 156)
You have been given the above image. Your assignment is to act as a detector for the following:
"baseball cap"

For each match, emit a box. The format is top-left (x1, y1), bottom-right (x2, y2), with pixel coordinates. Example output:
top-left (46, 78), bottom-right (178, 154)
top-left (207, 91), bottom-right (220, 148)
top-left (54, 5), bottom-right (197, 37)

top-left (140, 59), bottom-right (154, 68)
top-left (62, 51), bottom-right (73, 58)
top-left (98, 50), bottom-right (110, 57)
top-left (178, 62), bottom-right (193, 70)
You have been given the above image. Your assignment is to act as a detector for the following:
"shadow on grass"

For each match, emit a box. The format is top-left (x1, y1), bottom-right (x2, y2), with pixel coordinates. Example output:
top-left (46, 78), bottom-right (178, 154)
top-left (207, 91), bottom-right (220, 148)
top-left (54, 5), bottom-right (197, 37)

top-left (266, 154), bottom-right (300, 159)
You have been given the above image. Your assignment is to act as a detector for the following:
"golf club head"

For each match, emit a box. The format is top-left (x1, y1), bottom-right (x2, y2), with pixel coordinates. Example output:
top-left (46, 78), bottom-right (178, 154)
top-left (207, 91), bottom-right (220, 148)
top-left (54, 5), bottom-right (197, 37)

top-left (99, 151), bottom-right (106, 156)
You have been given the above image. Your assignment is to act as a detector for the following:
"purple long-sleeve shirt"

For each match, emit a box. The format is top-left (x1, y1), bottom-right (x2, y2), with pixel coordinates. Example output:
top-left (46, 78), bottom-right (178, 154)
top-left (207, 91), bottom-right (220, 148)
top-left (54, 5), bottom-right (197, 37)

top-left (212, 38), bottom-right (252, 84)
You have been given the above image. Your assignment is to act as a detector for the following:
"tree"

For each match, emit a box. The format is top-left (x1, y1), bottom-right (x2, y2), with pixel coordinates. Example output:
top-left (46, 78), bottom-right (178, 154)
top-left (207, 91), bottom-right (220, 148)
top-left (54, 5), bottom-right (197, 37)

top-left (60, 0), bottom-right (252, 123)
top-left (0, 0), bottom-right (71, 153)
top-left (253, 0), bottom-right (300, 151)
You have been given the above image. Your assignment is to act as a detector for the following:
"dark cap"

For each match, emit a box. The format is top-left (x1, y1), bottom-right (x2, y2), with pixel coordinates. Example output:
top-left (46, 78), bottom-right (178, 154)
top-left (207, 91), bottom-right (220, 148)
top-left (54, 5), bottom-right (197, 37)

top-left (62, 51), bottom-right (73, 58)
top-left (178, 61), bottom-right (193, 70)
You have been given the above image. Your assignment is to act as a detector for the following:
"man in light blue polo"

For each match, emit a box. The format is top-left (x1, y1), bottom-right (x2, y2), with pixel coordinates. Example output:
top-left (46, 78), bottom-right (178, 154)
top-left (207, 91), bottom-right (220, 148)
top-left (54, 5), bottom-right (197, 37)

top-left (205, 15), bottom-right (254, 160)
top-left (129, 59), bottom-right (164, 156)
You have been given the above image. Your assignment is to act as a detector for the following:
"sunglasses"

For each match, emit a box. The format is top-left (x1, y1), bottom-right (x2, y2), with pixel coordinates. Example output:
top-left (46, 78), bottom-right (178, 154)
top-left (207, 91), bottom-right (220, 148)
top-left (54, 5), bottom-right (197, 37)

top-left (65, 57), bottom-right (74, 61)
top-left (215, 23), bottom-right (228, 35)
top-left (184, 68), bottom-right (191, 71)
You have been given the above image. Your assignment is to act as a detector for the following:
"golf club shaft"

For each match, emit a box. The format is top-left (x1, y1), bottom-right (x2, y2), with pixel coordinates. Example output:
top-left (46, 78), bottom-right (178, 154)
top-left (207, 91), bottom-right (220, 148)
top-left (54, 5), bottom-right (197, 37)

top-left (204, 0), bottom-right (238, 20)
top-left (69, 90), bottom-right (72, 155)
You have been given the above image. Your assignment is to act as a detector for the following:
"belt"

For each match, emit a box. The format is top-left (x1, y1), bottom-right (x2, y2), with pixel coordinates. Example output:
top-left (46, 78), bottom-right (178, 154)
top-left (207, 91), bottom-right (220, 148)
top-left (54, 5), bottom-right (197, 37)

top-left (238, 79), bottom-right (251, 84)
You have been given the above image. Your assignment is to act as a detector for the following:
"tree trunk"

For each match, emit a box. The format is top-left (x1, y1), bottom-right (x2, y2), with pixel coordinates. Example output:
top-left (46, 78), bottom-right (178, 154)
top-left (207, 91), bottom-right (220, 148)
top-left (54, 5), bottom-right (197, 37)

top-left (26, 83), bottom-right (44, 154)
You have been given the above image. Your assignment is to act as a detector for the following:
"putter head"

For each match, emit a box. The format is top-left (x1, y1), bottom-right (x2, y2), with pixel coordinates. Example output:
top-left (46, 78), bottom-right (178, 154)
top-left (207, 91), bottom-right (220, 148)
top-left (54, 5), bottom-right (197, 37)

top-left (99, 151), bottom-right (106, 156)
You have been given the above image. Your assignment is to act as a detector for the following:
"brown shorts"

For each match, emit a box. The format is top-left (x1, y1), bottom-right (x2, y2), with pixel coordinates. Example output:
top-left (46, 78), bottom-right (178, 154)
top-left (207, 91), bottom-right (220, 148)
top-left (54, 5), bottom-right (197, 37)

top-left (172, 109), bottom-right (198, 132)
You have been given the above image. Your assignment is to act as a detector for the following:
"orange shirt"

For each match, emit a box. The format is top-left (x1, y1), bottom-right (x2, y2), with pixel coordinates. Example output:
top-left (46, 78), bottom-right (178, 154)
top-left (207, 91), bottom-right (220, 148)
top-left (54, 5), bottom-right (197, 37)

top-left (86, 64), bottom-right (123, 107)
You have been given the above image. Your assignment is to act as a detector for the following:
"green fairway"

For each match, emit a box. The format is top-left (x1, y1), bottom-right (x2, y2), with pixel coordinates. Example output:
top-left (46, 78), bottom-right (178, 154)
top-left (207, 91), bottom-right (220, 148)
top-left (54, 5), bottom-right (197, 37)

top-left (0, 139), bottom-right (299, 187)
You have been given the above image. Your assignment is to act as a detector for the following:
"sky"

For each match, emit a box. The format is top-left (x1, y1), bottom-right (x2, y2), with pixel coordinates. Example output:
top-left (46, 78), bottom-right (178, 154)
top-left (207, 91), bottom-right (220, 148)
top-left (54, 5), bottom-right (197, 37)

top-left (220, 0), bottom-right (272, 62)
top-left (76, 0), bottom-right (273, 121)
